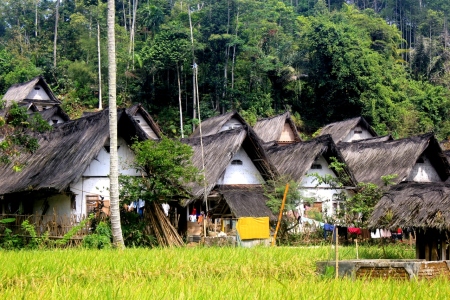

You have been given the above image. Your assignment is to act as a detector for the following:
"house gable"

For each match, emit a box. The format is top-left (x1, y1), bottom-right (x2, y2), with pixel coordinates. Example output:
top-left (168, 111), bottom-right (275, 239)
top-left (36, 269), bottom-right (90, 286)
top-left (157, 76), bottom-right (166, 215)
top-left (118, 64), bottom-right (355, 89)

top-left (406, 154), bottom-right (442, 182)
top-left (278, 122), bottom-right (297, 144)
top-left (217, 147), bottom-right (264, 185)
top-left (301, 155), bottom-right (338, 187)
top-left (218, 117), bottom-right (243, 133)
top-left (25, 84), bottom-right (51, 102)
top-left (133, 112), bottom-right (159, 140)
top-left (342, 125), bottom-right (374, 142)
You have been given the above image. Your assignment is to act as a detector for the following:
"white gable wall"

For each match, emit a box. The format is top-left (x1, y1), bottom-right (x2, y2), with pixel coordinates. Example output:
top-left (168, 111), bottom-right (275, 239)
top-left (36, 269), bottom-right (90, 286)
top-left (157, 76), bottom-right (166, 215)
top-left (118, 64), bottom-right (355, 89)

top-left (279, 122), bottom-right (296, 142)
top-left (217, 147), bottom-right (264, 185)
top-left (48, 115), bottom-right (65, 125)
top-left (133, 112), bottom-right (158, 140)
top-left (219, 117), bottom-right (243, 132)
top-left (342, 126), bottom-right (373, 142)
top-left (25, 84), bottom-right (51, 101)
top-left (406, 155), bottom-right (442, 182)
top-left (299, 155), bottom-right (351, 217)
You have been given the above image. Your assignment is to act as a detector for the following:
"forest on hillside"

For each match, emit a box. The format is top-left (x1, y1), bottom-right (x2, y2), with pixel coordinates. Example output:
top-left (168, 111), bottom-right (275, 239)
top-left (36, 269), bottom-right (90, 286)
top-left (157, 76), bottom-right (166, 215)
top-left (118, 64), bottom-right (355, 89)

top-left (1, 0), bottom-right (449, 139)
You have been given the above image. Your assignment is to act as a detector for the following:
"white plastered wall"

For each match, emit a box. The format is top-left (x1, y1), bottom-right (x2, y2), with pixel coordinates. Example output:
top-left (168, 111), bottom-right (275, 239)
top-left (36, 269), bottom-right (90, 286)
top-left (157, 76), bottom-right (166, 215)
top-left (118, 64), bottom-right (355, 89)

top-left (33, 194), bottom-right (72, 216)
top-left (133, 112), bottom-right (159, 140)
top-left (342, 126), bottom-right (374, 142)
top-left (299, 155), bottom-right (352, 217)
top-left (219, 117), bottom-right (243, 132)
top-left (70, 137), bottom-right (140, 216)
top-left (25, 84), bottom-right (51, 101)
top-left (406, 155), bottom-right (442, 182)
top-left (217, 147), bottom-right (264, 185)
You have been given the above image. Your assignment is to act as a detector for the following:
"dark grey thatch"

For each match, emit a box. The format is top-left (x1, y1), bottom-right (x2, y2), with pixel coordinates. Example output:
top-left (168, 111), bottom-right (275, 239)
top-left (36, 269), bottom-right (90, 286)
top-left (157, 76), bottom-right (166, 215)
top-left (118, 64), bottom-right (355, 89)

top-left (338, 133), bottom-right (450, 186)
top-left (368, 182), bottom-right (450, 231)
top-left (190, 111), bottom-right (247, 138)
top-left (356, 135), bottom-right (394, 143)
top-left (2, 76), bottom-right (60, 107)
top-left (265, 134), bottom-right (356, 186)
top-left (319, 116), bottom-right (377, 143)
top-left (218, 185), bottom-right (277, 221)
top-left (0, 108), bottom-right (147, 195)
top-left (182, 126), bottom-right (278, 200)
top-left (36, 105), bottom-right (70, 123)
top-left (253, 112), bottom-right (301, 143)
top-left (126, 103), bottom-right (162, 139)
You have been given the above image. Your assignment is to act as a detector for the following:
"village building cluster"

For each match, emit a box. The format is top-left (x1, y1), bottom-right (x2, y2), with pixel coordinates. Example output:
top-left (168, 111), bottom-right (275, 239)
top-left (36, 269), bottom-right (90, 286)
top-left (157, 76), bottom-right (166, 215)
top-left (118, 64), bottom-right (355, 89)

top-left (1, 76), bottom-right (450, 259)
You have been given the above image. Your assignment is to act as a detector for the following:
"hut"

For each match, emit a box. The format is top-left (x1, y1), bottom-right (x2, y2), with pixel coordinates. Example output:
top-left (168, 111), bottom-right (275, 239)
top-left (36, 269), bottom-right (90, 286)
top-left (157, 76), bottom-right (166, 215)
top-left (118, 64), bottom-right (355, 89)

top-left (338, 133), bottom-right (450, 186)
top-left (253, 112), bottom-right (301, 145)
top-left (0, 107), bottom-right (161, 237)
top-left (182, 126), bottom-right (277, 245)
top-left (319, 116), bottom-right (377, 144)
top-left (266, 134), bottom-right (356, 217)
top-left (35, 105), bottom-right (71, 125)
top-left (368, 182), bottom-right (450, 261)
top-left (190, 111), bottom-right (247, 138)
top-left (2, 76), bottom-right (61, 111)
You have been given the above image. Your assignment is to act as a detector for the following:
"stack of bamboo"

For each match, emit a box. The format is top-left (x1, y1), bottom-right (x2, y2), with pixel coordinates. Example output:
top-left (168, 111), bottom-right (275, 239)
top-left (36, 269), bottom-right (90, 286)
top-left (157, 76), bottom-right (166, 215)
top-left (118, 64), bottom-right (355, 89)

top-left (145, 201), bottom-right (184, 247)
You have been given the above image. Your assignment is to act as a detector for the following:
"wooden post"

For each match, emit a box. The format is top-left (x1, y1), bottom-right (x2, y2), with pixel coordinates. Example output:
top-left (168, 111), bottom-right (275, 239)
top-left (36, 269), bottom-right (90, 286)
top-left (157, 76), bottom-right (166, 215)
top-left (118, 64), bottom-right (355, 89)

top-left (271, 184), bottom-right (289, 247)
top-left (335, 226), bottom-right (339, 279)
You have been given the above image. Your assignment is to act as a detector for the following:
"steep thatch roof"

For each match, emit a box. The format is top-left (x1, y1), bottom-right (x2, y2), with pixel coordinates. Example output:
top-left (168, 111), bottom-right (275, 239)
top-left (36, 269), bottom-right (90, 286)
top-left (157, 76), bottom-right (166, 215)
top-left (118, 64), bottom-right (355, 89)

top-left (0, 108), bottom-right (147, 195)
top-left (36, 105), bottom-right (70, 123)
top-left (265, 135), bottom-right (356, 186)
top-left (190, 111), bottom-right (247, 138)
top-left (126, 103), bottom-right (162, 139)
top-left (338, 133), bottom-right (450, 186)
top-left (253, 112), bottom-right (301, 143)
top-left (2, 76), bottom-right (60, 107)
top-left (355, 135), bottom-right (393, 143)
top-left (319, 116), bottom-right (377, 143)
top-left (182, 126), bottom-right (278, 200)
top-left (368, 182), bottom-right (450, 231)
top-left (218, 185), bottom-right (277, 221)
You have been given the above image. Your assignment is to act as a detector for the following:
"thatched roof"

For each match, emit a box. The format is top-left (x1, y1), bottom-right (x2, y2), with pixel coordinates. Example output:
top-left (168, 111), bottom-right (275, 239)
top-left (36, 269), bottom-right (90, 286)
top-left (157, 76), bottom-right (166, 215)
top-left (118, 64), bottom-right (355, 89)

top-left (368, 182), bottom-right (450, 231)
top-left (182, 126), bottom-right (278, 200)
top-left (253, 112), bottom-right (301, 143)
top-left (218, 185), bottom-right (277, 221)
top-left (338, 133), bottom-right (450, 186)
top-left (36, 105), bottom-right (70, 123)
top-left (0, 108), bottom-right (148, 195)
top-left (126, 103), bottom-right (162, 139)
top-left (2, 76), bottom-right (60, 107)
top-left (190, 111), bottom-right (247, 138)
top-left (319, 116), bottom-right (377, 143)
top-left (355, 135), bottom-right (393, 143)
top-left (265, 135), bottom-right (356, 186)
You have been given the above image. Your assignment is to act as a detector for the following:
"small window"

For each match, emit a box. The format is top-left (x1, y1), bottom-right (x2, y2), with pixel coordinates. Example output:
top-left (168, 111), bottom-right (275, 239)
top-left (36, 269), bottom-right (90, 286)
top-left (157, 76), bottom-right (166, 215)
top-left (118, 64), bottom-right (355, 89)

top-left (104, 146), bottom-right (120, 153)
top-left (416, 156), bottom-right (425, 163)
top-left (231, 160), bottom-right (243, 165)
top-left (354, 130), bottom-right (363, 134)
top-left (311, 164), bottom-right (322, 169)
top-left (34, 87), bottom-right (41, 90)
top-left (134, 117), bottom-right (141, 123)
top-left (52, 119), bottom-right (58, 124)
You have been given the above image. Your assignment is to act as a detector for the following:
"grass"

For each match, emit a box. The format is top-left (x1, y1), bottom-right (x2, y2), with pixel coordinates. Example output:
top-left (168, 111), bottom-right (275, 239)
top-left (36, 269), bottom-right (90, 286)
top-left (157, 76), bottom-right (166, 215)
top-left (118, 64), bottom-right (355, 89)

top-left (0, 245), bottom-right (449, 299)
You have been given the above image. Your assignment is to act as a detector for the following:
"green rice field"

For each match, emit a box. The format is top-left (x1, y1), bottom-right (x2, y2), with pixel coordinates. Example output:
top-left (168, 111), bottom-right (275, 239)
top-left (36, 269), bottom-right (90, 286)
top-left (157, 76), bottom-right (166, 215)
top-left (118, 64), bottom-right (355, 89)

top-left (1, 245), bottom-right (449, 299)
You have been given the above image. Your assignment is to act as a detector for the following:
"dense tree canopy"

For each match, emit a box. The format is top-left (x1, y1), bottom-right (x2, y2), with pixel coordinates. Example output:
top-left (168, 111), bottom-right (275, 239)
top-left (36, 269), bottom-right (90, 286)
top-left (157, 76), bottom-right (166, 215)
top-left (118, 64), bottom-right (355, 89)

top-left (0, 0), bottom-right (449, 139)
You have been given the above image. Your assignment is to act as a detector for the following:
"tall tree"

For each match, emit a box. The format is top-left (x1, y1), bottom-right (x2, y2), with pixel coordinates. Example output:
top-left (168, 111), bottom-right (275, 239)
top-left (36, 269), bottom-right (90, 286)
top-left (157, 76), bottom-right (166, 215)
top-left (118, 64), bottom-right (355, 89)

top-left (107, 0), bottom-right (125, 248)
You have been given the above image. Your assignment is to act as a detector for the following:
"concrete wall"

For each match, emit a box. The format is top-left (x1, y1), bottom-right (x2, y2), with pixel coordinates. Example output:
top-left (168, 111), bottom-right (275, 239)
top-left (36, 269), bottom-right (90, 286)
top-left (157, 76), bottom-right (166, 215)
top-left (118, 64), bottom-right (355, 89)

top-left (33, 194), bottom-right (72, 216)
top-left (217, 147), bottom-right (264, 185)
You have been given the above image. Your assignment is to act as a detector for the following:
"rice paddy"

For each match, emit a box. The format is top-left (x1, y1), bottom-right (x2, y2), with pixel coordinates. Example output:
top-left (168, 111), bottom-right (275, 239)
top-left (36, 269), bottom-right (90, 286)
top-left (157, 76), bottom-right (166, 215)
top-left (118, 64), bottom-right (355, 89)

top-left (1, 245), bottom-right (449, 299)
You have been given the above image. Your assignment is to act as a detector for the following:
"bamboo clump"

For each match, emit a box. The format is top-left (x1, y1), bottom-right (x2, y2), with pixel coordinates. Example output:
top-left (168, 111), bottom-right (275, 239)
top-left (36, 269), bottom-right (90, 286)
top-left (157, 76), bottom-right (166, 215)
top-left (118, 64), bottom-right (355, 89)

top-left (145, 201), bottom-right (184, 247)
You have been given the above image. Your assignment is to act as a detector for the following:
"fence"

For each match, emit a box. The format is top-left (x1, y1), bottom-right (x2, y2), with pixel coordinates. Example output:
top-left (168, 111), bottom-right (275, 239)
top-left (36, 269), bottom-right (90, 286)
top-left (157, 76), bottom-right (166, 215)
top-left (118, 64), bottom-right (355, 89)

top-left (0, 213), bottom-right (91, 240)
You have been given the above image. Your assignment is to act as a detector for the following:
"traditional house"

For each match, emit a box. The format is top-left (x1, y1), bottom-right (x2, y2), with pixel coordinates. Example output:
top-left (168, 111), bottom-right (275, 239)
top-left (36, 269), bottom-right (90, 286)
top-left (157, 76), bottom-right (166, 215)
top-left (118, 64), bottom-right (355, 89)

top-left (0, 107), bottom-right (161, 236)
top-left (190, 111), bottom-right (247, 138)
top-left (338, 132), bottom-right (450, 186)
top-left (368, 182), bottom-right (450, 261)
top-left (35, 105), bottom-right (71, 125)
top-left (253, 112), bottom-right (301, 145)
top-left (319, 116), bottom-right (378, 143)
top-left (265, 135), bottom-right (357, 218)
top-left (2, 76), bottom-right (61, 112)
top-left (183, 126), bottom-right (278, 245)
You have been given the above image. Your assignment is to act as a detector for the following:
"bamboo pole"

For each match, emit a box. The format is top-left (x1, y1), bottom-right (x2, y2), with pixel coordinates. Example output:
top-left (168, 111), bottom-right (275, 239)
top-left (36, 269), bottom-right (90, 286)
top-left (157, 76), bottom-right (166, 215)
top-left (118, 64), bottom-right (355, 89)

top-left (355, 239), bottom-right (359, 259)
top-left (271, 183), bottom-right (289, 247)
top-left (335, 226), bottom-right (339, 279)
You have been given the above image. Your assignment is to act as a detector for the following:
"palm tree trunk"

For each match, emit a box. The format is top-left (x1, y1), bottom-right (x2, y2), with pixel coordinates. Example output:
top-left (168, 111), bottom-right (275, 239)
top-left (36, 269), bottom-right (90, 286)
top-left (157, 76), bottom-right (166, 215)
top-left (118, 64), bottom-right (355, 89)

top-left (53, 0), bottom-right (60, 68)
top-left (108, 0), bottom-right (125, 248)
